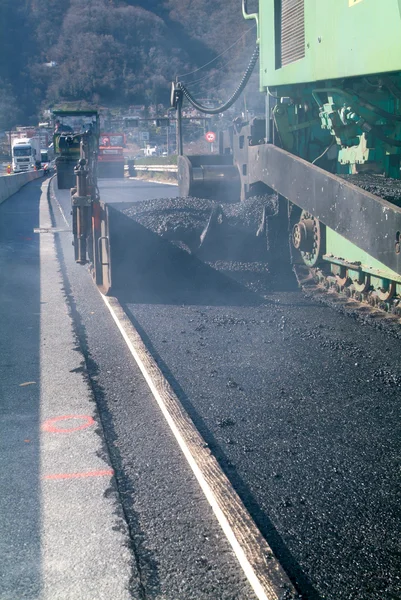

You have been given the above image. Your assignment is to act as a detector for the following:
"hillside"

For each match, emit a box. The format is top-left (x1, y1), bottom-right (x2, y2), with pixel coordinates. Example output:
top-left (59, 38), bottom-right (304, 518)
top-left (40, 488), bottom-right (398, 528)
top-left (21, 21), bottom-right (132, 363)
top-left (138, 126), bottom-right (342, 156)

top-left (0, 0), bottom-right (259, 129)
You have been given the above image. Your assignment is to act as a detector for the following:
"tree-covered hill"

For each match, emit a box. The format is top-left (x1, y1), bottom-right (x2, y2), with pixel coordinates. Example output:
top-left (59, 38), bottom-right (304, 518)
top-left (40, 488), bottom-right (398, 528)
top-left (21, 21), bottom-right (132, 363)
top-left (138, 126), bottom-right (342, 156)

top-left (0, 0), bottom-right (259, 130)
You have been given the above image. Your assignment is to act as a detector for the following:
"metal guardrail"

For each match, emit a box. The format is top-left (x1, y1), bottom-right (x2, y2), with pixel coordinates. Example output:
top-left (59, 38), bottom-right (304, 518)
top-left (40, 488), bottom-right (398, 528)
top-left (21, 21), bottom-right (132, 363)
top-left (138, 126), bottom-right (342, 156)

top-left (124, 164), bottom-right (178, 173)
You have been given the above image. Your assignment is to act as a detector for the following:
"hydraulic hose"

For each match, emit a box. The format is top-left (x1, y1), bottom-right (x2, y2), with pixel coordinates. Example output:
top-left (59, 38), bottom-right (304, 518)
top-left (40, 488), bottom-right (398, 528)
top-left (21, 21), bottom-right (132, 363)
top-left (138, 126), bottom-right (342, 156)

top-left (178, 46), bottom-right (259, 115)
top-left (353, 91), bottom-right (401, 123)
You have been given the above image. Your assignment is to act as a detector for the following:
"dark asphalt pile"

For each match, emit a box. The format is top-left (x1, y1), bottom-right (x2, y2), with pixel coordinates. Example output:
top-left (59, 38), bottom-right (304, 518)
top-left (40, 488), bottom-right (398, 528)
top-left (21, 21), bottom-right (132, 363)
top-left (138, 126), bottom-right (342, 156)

top-left (109, 194), bottom-right (286, 301)
top-left (341, 173), bottom-right (401, 203)
top-left (223, 194), bottom-right (277, 231)
top-left (117, 195), bottom-right (277, 256)
top-left (118, 196), bottom-right (216, 252)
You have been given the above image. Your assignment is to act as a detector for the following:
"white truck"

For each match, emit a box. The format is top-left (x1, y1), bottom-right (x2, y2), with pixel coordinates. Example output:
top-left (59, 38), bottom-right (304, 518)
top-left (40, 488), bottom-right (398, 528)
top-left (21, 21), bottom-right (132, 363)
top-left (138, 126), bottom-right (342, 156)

top-left (12, 137), bottom-right (41, 173)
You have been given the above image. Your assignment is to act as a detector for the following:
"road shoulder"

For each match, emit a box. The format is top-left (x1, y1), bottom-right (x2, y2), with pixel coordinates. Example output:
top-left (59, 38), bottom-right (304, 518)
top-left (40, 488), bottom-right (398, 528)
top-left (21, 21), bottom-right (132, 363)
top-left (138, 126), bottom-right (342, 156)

top-left (0, 178), bottom-right (136, 600)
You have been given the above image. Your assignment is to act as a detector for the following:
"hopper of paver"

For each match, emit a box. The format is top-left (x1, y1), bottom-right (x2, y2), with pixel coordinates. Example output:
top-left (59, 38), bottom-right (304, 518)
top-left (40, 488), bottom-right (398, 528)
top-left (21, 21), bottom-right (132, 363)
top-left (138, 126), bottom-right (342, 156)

top-left (92, 195), bottom-right (276, 296)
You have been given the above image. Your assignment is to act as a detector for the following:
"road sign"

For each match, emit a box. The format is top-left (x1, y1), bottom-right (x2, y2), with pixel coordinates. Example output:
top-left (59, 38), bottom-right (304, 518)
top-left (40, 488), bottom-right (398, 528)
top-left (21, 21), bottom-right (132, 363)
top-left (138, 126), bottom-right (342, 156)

top-left (205, 131), bottom-right (216, 143)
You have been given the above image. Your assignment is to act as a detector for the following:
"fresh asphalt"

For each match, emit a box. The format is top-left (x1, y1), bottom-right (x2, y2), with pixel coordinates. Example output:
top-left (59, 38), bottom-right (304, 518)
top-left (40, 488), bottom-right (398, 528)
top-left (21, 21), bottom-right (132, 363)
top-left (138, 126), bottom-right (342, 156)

top-left (50, 177), bottom-right (259, 600)
top-left (53, 177), bottom-right (400, 600)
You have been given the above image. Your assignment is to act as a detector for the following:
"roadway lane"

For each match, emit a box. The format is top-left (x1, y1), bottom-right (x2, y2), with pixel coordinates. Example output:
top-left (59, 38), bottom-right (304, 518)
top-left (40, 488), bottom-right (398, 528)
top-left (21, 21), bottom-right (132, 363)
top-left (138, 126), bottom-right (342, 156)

top-left (0, 180), bottom-right (42, 597)
top-left (0, 178), bottom-right (133, 600)
top-left (54, 177), bottom-right (401, 600)
top-left (51, 177), bottom-right (259, 600)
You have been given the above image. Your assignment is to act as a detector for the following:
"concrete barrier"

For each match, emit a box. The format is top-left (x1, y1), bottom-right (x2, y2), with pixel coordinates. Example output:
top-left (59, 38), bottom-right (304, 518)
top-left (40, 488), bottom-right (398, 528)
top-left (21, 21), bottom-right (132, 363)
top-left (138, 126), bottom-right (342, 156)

top-left (0, 170), bottom-right (44, 205)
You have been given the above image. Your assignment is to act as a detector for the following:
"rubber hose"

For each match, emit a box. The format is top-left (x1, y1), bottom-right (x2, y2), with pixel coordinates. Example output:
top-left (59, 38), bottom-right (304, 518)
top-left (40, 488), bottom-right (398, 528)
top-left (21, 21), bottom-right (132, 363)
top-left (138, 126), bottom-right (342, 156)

top-left (179, 46), bottom-right (259, 115)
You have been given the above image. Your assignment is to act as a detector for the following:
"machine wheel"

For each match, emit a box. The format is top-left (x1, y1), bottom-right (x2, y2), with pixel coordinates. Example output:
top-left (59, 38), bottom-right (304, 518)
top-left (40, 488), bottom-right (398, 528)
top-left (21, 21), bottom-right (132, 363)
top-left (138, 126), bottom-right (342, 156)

top-left (292, 210), bottom-right (325, 267)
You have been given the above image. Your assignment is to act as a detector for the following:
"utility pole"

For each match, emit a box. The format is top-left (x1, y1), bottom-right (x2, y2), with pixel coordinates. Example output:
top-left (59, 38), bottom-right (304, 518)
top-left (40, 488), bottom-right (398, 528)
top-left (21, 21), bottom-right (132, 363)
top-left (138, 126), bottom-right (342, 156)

top-left (170, 81), bottom-right (184, 155)
top-left (176, 92), bottom-right (183, 156)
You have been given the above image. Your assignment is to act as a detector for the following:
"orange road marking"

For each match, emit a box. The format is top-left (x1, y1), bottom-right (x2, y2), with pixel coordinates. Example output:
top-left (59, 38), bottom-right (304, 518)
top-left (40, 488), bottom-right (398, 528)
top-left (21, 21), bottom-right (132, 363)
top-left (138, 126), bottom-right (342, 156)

top-left (43, 469), bottom-right (114, 480)
top-left (42, 414), bottom-right (95, 433)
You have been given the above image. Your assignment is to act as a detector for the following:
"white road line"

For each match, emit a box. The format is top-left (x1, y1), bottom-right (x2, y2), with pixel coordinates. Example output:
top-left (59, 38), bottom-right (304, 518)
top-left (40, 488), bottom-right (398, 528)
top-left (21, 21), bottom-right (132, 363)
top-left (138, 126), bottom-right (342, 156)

top-left (102, 294), bottom-right (297, 600)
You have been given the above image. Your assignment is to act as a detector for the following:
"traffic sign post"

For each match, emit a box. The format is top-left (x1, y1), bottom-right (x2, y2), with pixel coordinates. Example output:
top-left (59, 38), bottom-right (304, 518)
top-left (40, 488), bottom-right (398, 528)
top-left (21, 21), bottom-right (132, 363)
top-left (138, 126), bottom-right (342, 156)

top-left (205, 131), bottom-right (216, 153)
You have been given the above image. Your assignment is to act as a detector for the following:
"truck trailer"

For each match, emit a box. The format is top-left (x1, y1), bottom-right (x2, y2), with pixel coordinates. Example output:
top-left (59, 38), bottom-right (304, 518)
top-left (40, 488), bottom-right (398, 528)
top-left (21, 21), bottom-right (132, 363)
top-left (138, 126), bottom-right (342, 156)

top-left (11, 137), bottom-right (41, 173)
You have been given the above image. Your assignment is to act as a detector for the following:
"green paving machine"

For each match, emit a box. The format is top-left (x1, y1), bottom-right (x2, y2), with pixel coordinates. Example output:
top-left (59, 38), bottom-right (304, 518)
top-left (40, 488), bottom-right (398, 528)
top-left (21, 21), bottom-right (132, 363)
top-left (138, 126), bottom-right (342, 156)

top-left (173, 0), bottom-right (401, 310)
top-left (53, 108), bottom-right (100, 189)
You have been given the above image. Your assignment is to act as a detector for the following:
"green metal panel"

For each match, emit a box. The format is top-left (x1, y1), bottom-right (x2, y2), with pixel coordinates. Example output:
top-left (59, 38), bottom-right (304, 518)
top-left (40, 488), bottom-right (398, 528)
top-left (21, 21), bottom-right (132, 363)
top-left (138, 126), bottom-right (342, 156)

top-left (325, 227), bottom-right (401, 282)
top-left (259, 0), bottom-right (401, 90)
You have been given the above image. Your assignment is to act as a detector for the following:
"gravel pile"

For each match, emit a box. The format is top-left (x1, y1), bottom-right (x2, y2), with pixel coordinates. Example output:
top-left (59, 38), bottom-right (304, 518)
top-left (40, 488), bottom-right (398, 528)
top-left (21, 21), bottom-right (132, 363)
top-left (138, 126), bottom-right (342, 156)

top-left (119, 179), bottom-right (400, 249)
top-left (119, 194), bottom-right (277, 255)
top-left (119, 197), bottom-right (216, 251)
top-left (340, 174), bottom-right (401, 203)
top-left (222, 194), bottom-right (277, 231)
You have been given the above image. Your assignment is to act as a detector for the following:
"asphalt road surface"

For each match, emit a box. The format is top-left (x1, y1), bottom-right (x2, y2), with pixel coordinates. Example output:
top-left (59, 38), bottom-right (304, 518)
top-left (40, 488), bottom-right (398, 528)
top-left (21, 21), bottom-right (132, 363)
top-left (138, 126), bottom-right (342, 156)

top-left (50, 177), bottom-right (259, 600)
top-left (53, 177), bottom-right (400, 600)
top-left (0, 179), bottom-right (133, 600)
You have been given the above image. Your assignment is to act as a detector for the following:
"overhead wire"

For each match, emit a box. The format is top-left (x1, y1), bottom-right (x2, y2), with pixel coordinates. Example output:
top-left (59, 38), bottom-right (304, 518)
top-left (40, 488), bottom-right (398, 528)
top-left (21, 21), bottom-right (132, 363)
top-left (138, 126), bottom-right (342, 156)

top-left (182, 50), bottom-right (248, 91)
top-left (177, 24), bottom-right (256, 81)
